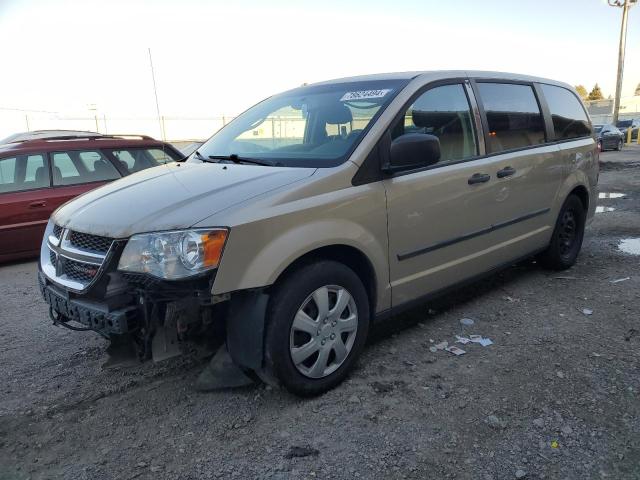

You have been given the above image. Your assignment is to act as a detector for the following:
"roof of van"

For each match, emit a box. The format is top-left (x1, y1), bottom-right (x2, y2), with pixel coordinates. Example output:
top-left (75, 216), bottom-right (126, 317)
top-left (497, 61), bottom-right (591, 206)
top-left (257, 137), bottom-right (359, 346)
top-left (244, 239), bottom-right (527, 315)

top-left (311, 70), bottom-right (572, 90)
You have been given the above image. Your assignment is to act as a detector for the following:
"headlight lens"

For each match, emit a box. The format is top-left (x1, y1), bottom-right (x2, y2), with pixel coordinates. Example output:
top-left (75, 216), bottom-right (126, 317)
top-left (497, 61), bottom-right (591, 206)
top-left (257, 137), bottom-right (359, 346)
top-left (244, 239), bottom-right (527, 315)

top-left (118, 229), bottom-right (228, 280)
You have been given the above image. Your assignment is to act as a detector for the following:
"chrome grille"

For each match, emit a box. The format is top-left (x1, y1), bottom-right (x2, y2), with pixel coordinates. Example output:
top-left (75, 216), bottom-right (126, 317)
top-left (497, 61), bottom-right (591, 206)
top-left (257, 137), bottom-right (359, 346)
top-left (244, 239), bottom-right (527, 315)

top-left (41, 223), bottom-right (111, 292)
top-left (62, 257), bottom-right (99, 282)
top-left (69, 231), bottom-right (112, 253)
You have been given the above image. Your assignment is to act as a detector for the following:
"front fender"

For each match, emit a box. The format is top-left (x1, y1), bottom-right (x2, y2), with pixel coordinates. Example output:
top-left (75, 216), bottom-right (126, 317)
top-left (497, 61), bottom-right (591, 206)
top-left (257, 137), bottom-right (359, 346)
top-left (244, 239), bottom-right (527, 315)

top-left (211, 183), bottom-right (391, 313)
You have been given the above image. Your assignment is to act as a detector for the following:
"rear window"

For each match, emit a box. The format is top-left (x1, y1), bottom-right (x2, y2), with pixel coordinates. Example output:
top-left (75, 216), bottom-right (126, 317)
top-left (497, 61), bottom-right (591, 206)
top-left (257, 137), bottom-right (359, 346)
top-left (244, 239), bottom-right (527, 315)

top-left (540, 84), bottom-right (591, 140)
top-left (108, 147), bottom-right (179, 174)
top-left (616, 120), bottom-right (632, 128)
top-left (0, 154), bottom-right (49, 193)
top-left (477, 83), bottom-right (545, 153)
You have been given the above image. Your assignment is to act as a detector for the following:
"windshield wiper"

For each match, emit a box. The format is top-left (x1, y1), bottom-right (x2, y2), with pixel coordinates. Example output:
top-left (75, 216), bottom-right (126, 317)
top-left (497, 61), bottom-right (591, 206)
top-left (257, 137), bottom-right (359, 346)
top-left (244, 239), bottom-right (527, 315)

top-left (193, 150), bottom-right (208, 161)
top-left (207, 154), bottom-right (273, 166)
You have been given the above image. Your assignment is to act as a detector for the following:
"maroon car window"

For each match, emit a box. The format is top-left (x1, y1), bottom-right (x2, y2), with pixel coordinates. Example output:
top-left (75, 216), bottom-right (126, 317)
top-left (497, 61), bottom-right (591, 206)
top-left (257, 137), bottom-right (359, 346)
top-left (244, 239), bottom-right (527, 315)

top-left (109, 148), bottom-right (178, 174)
top-left (52, 150), bottom-right (120, 186)
top-left (0, 154), bottom-right (49, 194)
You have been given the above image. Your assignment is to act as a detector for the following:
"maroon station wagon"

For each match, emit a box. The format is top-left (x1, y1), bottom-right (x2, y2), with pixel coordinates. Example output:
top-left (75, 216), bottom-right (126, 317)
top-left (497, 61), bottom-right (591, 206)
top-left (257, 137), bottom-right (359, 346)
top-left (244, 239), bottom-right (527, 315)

top-left (0, 134), bottom-right (183, 263)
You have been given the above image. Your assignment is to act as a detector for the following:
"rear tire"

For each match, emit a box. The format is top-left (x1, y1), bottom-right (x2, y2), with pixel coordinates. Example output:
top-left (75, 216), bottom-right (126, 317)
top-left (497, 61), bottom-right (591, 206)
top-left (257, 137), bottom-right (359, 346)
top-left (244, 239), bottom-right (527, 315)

top-left (261, 260), bottom-right (369, 397)
top-left (538, 195), bottom-right (586, 270)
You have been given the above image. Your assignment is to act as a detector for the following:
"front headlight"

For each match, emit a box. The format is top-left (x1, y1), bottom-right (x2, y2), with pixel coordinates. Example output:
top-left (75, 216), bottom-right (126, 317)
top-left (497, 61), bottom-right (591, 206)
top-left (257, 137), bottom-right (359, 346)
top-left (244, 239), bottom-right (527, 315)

top-left (118, 229), bottom-right (228, 280)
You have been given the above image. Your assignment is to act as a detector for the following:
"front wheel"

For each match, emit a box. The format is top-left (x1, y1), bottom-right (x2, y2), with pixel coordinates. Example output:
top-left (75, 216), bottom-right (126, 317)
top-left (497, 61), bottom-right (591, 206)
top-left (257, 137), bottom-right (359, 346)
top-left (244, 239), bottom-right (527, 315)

top-left (538, 195), bottom-right (586, 270)
top-left (261, 260), bottom-right (370, 396)
top-left (616, 139), bottom-right (623, 151)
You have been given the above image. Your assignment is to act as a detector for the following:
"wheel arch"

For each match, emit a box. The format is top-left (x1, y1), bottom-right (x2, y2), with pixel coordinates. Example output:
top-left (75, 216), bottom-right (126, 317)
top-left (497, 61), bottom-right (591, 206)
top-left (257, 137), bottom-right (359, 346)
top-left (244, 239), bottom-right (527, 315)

top-left (569, 184), bottom-right (589, 211)
top-left (268, 244), bottom-right (378, 321)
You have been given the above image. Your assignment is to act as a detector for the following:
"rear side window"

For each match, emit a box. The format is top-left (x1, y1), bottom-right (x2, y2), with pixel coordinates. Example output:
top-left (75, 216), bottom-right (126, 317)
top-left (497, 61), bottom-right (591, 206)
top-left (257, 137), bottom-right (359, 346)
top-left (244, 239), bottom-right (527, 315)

top-left (540, 84), bottom-right (591, 140)
top-left (52, 150), bottom-right (120, 186)
top-left (392, 83), bottom-right (478, 163)
top-left (0, 154), bottom-right (49, 193)
top-left (477, 83), bottom-right (545, 153)
top-left (109, 147), bottom-right (178, 174)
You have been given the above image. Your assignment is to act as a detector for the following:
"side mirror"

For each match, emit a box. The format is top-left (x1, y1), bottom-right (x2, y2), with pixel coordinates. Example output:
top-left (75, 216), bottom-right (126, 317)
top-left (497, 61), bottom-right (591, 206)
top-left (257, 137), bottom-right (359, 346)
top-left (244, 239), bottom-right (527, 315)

top-left (384, 133), bottom-right (440, 174)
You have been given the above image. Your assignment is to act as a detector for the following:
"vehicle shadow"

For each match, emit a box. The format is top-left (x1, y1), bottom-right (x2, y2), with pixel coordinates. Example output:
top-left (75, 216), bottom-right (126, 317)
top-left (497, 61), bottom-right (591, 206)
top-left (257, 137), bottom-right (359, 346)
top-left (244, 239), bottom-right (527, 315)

top-left (367, 258), bottom-right (541, 345)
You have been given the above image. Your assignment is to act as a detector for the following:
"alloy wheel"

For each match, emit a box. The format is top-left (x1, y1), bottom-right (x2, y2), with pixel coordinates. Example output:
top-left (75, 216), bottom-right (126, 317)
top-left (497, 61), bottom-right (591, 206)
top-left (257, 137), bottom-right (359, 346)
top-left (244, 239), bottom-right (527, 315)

top-left (289, 285), bottom-right (358, 379)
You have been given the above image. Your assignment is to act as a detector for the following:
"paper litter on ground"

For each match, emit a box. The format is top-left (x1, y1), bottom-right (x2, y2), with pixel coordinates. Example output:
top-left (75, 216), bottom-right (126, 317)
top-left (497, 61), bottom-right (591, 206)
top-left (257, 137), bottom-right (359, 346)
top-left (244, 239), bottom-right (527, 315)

top-left (445, 345), bottom-right (466, 356)
top-left (469, 335), bottom-right (494, 346)
top-left (610, 277), bottom-right (630, 284)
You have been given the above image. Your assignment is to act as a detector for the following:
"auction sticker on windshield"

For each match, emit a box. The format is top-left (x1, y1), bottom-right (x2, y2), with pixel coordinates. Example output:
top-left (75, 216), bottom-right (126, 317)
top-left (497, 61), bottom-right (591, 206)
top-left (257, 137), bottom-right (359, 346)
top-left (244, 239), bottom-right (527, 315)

top-left (340, 89), bottom-right (391, 102)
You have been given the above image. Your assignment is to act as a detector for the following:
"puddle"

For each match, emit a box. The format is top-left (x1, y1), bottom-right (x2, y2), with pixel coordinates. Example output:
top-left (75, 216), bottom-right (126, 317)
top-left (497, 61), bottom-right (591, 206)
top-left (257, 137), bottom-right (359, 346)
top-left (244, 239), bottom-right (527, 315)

top-left (596, 206), bottom-right (616, 213)
top-left (619, 238), bottom-right (640, 255)
top-left (599, 192), bottom-right (626, 199)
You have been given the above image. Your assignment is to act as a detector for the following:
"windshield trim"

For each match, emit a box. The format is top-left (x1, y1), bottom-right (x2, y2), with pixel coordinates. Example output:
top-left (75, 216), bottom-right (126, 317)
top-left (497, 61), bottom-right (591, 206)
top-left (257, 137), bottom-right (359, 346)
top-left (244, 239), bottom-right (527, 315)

top-left (191, 79), bottom-right (411, 168)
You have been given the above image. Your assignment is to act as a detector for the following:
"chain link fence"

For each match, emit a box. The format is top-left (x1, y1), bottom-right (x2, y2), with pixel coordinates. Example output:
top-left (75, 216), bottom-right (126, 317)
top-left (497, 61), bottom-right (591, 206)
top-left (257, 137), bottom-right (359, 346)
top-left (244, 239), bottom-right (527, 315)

top-left (0, 111), bottom-right (235, 142)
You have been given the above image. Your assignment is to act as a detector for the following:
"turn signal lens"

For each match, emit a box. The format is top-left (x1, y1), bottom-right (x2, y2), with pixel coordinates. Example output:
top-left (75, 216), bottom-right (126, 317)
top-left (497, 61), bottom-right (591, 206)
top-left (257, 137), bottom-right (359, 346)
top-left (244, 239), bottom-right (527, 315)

top-left (202, 230), bottom-right (228, 268)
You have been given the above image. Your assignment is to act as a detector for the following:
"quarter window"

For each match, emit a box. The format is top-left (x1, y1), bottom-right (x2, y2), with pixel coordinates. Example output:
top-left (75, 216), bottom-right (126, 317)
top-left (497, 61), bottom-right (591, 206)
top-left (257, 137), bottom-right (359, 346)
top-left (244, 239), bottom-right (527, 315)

top-left (477, 83), bottom-right (545, 153)
top-left (392, 84), bottom-right (478, 163)
top-left (540, 84), bottom-right (591, 140)
top-left (0, 154), bottom-right (49, 193)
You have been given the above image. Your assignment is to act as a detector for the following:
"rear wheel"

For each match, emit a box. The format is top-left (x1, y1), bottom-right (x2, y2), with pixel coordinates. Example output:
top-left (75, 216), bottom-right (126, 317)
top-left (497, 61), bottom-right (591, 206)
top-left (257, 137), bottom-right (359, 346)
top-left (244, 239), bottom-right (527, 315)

top-left (261, 260), bottom-right (369, 396)
top-left (538, 195), bottom-right (586, 270)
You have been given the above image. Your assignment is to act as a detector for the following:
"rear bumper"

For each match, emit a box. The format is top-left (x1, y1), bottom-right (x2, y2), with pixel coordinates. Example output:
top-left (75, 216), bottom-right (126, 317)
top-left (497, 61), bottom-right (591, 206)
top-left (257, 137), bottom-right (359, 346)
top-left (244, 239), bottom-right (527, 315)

top-left (38, 271), bottom-right (139, 336)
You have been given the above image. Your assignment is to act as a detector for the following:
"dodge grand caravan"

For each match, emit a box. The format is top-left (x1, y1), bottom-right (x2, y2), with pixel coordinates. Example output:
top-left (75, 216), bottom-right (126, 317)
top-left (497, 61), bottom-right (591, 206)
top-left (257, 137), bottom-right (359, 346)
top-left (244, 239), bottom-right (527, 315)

top-left (39, 71), bottom-right (598, 396)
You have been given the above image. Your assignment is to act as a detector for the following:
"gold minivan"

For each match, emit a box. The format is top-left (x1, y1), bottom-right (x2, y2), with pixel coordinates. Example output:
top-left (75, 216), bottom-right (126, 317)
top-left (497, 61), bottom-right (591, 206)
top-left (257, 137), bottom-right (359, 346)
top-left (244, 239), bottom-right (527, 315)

top-left (39, 71), bottom-right (598, 396)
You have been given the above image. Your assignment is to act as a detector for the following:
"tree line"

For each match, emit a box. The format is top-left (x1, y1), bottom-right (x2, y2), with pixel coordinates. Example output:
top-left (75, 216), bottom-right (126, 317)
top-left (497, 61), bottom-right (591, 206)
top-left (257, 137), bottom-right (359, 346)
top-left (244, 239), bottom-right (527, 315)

top-left (575, 83), bottom-right (640, 101)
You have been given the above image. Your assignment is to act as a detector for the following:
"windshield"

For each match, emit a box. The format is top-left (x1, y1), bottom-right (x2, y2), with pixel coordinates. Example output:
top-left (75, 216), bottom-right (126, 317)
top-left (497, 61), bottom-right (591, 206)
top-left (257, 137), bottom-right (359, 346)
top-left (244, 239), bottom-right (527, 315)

top-left (191, 79), bottom-right (408, 167)
top-left (594, 125), bottom-right (603, 133)
top-left (616, 120), bottom-right (631, 128)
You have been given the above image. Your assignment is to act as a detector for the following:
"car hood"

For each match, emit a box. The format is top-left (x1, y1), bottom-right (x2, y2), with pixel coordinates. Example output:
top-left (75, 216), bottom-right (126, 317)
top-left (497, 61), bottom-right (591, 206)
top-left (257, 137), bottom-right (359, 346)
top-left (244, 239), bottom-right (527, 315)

top-left (53, 162), bottom-right (316, 238)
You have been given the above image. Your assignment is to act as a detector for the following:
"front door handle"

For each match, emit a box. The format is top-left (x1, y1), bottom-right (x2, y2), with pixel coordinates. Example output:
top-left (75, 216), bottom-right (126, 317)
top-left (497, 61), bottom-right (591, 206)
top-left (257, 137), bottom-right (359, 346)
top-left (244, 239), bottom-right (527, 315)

top-left (468, 173), bottom-right (491, 185)
top-left (497, 166), bottom-right (516, 178)
top-left (29, 200), bottom-right (47, 208)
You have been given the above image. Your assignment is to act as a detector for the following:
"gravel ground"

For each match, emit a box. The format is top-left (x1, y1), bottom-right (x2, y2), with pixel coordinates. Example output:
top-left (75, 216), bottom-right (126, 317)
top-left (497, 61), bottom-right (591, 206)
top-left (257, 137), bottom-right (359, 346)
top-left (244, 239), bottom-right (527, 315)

top-left (1, 148), bottom-right (639, 480)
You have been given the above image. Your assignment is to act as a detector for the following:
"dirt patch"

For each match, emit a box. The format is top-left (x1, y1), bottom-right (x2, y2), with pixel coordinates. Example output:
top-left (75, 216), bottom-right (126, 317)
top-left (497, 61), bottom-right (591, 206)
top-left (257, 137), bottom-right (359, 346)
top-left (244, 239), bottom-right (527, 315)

top-left (1, 151), bottom-right (639, 479)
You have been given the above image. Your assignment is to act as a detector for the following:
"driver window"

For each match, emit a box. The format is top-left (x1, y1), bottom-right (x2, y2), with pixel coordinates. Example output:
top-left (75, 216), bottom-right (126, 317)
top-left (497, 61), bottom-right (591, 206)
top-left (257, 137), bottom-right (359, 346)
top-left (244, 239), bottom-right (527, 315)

top-left (234, 106), bottom-right (307, 153)
top-left (392, 84), bottom-right (477, 163)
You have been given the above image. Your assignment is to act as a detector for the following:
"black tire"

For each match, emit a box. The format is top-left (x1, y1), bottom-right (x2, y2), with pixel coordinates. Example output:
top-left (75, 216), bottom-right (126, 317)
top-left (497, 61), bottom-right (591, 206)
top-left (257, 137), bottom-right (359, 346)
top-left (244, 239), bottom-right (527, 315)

top-left (538, 195), bottom-right (586, 270)
top-left (261, 260), bottom-right (369, 397)
top-left (616, 139), bottom-right (623, 151)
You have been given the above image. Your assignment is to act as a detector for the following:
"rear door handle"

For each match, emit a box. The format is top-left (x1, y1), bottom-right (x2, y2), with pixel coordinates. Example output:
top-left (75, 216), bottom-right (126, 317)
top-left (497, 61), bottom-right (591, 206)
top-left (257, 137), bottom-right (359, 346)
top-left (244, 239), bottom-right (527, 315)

top-left (497, 166), bottom-right (516, 178)
top-left (468, 173), bottom-right (491, 185)
top-left (29, 201), bottom-right (46, 208)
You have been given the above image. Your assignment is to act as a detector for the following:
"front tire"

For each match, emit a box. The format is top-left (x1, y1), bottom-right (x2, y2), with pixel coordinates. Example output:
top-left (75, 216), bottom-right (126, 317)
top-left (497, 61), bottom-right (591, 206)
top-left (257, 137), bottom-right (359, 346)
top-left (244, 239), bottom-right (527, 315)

top-left (262, 260), bottom-right (370, 396)
top-left (616, 139), bottom-right (623, 151)
top-left (538, 195), bottom-right (586, 270)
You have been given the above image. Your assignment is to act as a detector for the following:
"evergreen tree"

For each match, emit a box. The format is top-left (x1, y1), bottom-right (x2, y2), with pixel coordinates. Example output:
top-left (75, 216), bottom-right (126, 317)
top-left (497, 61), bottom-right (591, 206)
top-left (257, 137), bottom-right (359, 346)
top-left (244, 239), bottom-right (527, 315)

top-left (587, 84), bottom-right (604, 101)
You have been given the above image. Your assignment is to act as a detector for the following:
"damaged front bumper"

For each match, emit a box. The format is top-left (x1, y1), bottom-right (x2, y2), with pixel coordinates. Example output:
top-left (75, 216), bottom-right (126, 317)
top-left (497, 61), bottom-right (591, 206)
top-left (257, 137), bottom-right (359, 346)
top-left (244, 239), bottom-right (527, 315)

top-left (39, 273), bottom-right (138, 335)
top-left (38, 221), bottom-right (270, 371)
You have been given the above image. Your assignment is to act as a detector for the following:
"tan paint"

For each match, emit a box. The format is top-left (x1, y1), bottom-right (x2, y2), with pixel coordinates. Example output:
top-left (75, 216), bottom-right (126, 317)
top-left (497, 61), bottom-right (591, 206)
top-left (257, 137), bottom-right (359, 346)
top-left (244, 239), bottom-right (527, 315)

top-left (50, 71), bottom-right (598, 316)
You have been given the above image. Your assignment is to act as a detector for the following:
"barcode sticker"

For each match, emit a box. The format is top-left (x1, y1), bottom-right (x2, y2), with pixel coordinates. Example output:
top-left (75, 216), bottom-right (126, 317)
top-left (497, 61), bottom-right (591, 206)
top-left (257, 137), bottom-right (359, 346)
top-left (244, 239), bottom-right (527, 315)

top-left (340, 89), bottom-right (391, 102)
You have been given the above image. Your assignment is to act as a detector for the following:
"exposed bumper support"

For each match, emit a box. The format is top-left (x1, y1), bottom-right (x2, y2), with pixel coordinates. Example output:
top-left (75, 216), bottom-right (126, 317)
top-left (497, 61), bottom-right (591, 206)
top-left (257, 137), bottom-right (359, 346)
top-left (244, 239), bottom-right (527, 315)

top-left (39, 272), bottom-right (138, 336)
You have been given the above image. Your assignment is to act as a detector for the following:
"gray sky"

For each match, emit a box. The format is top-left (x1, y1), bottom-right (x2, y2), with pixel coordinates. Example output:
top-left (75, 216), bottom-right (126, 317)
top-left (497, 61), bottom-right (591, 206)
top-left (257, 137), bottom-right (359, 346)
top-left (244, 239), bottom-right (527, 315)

top-left (0, 0), bottom-right (638, 124)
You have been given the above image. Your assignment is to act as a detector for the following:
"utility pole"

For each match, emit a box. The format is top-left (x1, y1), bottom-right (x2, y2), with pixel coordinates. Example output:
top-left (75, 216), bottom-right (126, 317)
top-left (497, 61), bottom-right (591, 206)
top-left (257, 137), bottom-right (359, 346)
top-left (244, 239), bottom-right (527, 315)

top-left (609, 0), bottom-right (637, 124)
top-left (148, 48), bottom-right (164, 140)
